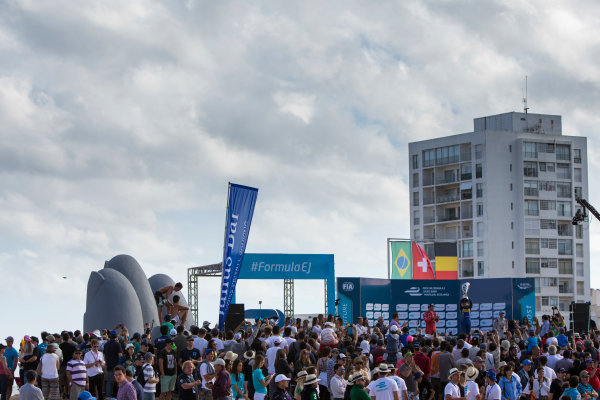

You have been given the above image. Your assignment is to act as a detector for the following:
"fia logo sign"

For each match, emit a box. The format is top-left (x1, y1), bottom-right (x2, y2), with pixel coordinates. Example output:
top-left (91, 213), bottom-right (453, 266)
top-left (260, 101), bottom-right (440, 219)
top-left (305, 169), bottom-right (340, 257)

top-left (342, 282), bottom-right (354, 291)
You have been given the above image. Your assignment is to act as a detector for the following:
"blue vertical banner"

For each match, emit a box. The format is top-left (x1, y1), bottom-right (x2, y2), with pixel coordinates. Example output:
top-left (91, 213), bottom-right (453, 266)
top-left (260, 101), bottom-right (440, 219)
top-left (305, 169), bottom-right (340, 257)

top-left (218, 183), bottom-right (258, 329)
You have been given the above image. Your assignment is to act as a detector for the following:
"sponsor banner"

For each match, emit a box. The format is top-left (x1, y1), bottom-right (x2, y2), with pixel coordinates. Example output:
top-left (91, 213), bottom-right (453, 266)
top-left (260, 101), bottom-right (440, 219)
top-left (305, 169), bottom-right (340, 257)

top-left (238, 254), bottom-right (333, 279)
top-left (218, 183), bottom-right (258, 330)
top-left (390, 241), bottom-right (412, 279)
top-left (512, 278), bottom-right (536, 323)
top-left (391, 279), bottom-right (461, 335)
top-left (337, 277), bottom-right (535, 335)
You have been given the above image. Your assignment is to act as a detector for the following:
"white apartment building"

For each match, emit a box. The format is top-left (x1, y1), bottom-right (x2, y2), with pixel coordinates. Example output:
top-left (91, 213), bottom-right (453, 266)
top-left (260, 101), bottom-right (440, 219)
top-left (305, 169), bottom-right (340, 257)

top-left (408, 112), bottom-right (590, 316)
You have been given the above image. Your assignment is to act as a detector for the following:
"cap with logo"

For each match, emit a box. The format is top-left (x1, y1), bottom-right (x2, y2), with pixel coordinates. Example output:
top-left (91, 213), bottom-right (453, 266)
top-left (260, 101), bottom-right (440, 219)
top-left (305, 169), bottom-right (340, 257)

top-left (275, 374), bottom-right (291, 383)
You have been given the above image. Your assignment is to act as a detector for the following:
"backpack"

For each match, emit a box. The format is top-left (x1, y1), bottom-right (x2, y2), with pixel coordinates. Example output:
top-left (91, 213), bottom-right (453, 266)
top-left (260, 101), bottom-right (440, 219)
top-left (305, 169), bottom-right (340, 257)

top-left (137, 363), bottom-right (150, 387)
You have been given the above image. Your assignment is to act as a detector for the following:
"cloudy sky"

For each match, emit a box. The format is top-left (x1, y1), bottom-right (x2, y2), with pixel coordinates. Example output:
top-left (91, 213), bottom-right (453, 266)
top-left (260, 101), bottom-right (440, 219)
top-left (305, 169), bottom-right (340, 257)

top-left (2, 0), bottom-right (600, 341)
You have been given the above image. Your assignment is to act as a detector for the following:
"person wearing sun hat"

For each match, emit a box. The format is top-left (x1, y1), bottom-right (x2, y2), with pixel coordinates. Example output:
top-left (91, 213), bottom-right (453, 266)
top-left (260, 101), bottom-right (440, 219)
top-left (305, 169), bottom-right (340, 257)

top-left (366, 364), bottom-right (400, 400)
top-left (444, 368), bottom-right (463, 400)
top-left (302, 375), bottom-right (320, 400)
top-left (485, 371), bottom-right (501, 400)
top-left (295, 370), bottom-right (309, 400)
top-left (349, 372), bottom-right (370, 400)
top-left (464, 367), bottom-right (479, 400)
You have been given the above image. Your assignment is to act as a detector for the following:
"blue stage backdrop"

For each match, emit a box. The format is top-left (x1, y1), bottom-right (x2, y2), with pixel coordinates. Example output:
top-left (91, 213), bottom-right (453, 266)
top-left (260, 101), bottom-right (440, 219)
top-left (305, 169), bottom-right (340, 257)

top-left (336, 277), bottom-right (535, 334)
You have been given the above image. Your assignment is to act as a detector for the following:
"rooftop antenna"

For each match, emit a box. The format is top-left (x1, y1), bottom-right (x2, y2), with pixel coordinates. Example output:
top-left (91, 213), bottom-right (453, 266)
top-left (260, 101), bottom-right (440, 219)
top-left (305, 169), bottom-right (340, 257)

top-left (523, 75), bottom-right (529, 116)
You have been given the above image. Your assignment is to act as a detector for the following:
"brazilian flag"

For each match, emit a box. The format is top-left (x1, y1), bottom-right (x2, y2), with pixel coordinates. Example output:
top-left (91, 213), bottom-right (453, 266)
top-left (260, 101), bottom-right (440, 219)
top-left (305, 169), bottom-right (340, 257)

top-left (390, 241), bottom-right (412, 279)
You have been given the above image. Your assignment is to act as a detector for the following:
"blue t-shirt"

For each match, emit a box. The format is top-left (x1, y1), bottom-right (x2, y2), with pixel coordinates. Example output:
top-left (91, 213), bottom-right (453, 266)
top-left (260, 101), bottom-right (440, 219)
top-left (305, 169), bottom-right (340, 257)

top-left (562, 387), bottom-right (581, 400)
top-left (4, 347), bottom-right (19, 370)
top-left (557, 334), bottom-right (568, 347)
top-left (231, 373), bottom-right (245, 398)
top-left (253, 369), bottom-right (267, 394)
top-left (526, 336), bottom-right (538, 353)
top-left (460, 299), bottom-right (472, 320)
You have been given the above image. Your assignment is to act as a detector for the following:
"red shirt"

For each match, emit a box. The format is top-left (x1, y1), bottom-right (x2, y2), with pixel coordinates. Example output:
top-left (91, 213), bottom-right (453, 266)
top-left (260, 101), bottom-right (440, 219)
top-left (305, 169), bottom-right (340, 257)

top-left (423, 310), bottom-right (437, 334)
top-left (414, 351), bottom-right (431, 378)
top-left (586, 367), bottom-right (600, 392)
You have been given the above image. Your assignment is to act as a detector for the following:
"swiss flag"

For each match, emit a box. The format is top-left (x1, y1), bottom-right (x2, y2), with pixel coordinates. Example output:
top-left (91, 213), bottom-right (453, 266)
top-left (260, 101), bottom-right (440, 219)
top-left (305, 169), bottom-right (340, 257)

top-left (412, 242), bottom-right (434, 279)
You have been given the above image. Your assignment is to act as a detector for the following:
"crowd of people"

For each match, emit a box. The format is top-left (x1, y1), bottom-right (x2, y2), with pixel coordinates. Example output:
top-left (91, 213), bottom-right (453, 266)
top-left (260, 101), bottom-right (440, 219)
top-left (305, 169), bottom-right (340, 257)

top-left (1, 304), bottom-right (599, 400)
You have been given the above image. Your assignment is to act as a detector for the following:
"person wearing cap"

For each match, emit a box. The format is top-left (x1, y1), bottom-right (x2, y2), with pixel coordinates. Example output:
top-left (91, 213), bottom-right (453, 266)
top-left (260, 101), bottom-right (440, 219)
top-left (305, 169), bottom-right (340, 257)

top-left (118, 343), bottom-right (136, 377)
top-left (20, 335), bottom-right (41, 385)
top-left (498, 364), bottom-right (521, 400)
top-left (423, 305), bottom-right (439, 337)
top-left (302, 374), bottom-right (320, 400)
top-left (140, 353), bottom-right (159, 400)
top-left (104, 331), bottom-right (123, 398)
top-left (78, 391), bottom-right (96, 400)
top-left (577, 370), bottom-right (597, 400)
top-left (20, 370), bottom-right (44, 400)
top-left (67, 347), bottom-right (89, 400)
top-left (295, 371), bottom-right (309, 400)
top-left (200, 349), bottom-right (217, 400)
top-left (485, 371), bottom-right (501, 400)
top-left (83, 339), bottom-right (105, 400)
top-left (179, 336), bottom-right (202, 370)
top-left (516, 360), bottom-right (532, 399)
top-left (271, 374), bottom-right (292, 400)
top-left (385, 326), bottom-right (401, 366)
top-left (211, 358), bottom-right (232, 400)
top-left (159, 336), bottom-right (179, 400)
top-left (444, 368), bottom-right (464, 400)
top-left (4, 337), bottom-right (18, 400)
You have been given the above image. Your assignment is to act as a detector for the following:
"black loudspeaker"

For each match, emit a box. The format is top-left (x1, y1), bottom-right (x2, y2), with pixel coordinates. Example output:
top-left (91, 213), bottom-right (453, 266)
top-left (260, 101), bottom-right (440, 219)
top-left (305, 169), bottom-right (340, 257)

top-left (570, 302), bottom-right (591, 334)
top-left (225, 304), bottom-right (245, 332)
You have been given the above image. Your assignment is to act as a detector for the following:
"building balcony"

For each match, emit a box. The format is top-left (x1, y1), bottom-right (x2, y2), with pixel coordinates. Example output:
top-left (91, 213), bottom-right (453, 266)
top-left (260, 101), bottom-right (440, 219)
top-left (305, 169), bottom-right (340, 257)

top-left (438, 215), bottom-right (460, 223)
top-left (436, 195), bottom-right (460, 204)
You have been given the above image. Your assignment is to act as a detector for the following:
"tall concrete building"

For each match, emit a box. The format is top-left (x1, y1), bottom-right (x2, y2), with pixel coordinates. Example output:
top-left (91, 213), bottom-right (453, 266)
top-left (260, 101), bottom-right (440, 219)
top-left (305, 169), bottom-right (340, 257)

top-left (408, 112), bottom-right (589, 316)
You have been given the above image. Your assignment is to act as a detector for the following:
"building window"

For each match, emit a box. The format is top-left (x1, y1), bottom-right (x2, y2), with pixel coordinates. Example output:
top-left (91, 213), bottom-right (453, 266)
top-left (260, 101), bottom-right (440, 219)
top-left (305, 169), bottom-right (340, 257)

top-left (558, 259), bottom-right (573, 274)
top-left (524, 200), bottom-right (539, 216)
top-left (576, 243), bottom-right (583, 257)
top-left (461, 164), bottom-right (472, 180)
top-left (526, 239), bottom-right (540, 255)
top-left (559, 278), bottom-right (572, 293)
top-left (541, 277), bottom-right (558, 287)
top-left (541, 258), bottom-right (558, 269)
top-left (574, 149), bottom-right (582, 163)
top-left (414, 229), bottom-right (420, 240)
top-left (540, 239), bottom-right (557, 249)
top-left (539, 143), bottom-right (555, 153)
top-left (477, 222), bottom-right (484, 237)
top-left (558, 240), bottom-right (572, 255)
top-left (462, 240), bottom-right (473, 258)
top-left (576, 262), bottom-right (584, 277)
top-left (557, 202), bottom-right (571, 217)
top-left (412, 154), bottom-right (419, 169)
top-left (476, 163), bottom-right (482, 179)
top-left (524, 181), bottom-right (539, 196)
top-left (526, 258), bottom-right (540, 273)
top-left (413, 210), bottom-right (420, 225)
top-left (574, 168), bottom-right (582, 182)
top-left (540, 220), bottom-right (557, 230)
top-left (524, 162), bottom-right (538, 177)
top-left (556, 144), bottom-right (571, 161)
top-left (478, 261), bottom-right (485, 276)
top-left (462, 263), bottom-right (474, 278)
top-left (476, 183), bottom-right (483, 198)
top-left (477, 203), bottom-right (484, 217)
top-left (475, 144), bottom-right (483, 159)
top-left (576, 224), bottom-right (583, 239)
top-left (412, 191), bottom-right (419, 206)
top-left (477, 241), bottom-right (484, 256)
top-left (423, 149), bottom-right (435, 167)
top-left (413, 173), bottom-right (419, 187)
top-left (539, 181), bottom-right (555, 192)
top-left (523, 142), bottom-right (538, 158)
top-left (577, 281), bottom-right (584, 295)
top-left (556, 182), bottom-right (571, 198)
top-left (556, 164), bottom-right (571, 179)
top-left (575, 186), bottom-right (582, 199)
top-left (540, 200), bottom-right (556, 211)
top-left (557, 222), bottom-right (572, 237)
top-left (509, 144), bottom-right (512, 152)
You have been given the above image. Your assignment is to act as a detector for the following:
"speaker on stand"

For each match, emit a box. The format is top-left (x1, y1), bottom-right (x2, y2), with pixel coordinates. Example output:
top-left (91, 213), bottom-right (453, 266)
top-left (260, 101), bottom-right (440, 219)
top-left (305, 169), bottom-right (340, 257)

top-left (225, 303), bottom-right (246, 332)
top-left (569, 302), bottom-right (591, 335)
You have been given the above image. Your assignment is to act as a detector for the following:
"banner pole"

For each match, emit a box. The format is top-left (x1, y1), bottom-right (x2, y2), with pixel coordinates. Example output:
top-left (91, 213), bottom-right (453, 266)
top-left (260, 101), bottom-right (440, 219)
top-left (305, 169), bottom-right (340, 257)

top-left (387, 238), bottom-right (390, 279)
top-left (219, 183), bottom-right (232, 320)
